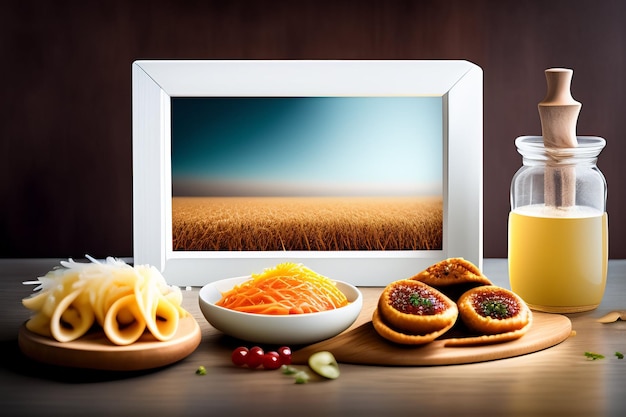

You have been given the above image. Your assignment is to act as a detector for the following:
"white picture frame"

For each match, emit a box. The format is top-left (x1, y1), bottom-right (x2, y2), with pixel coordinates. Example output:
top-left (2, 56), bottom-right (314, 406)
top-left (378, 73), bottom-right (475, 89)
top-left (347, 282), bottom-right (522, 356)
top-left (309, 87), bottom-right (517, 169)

top-left (132, 60), bottom-right (483, 286)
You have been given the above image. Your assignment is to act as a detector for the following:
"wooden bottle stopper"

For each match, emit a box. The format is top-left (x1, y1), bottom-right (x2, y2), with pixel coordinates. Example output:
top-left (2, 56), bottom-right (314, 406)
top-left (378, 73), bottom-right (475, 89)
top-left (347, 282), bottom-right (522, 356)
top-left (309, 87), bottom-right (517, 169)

top-left (538, 68), bottom-right (581, 149)
top-left (538, 68), bottom-right (580, 208)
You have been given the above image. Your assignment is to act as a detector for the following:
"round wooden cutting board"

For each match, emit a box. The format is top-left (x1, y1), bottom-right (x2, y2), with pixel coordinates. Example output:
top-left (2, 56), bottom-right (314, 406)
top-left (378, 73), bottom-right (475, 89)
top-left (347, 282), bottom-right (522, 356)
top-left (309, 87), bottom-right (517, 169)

top-left (292, 311), bottom-right (572, 366)
top-left (18, 316), bottom-right (201, 371)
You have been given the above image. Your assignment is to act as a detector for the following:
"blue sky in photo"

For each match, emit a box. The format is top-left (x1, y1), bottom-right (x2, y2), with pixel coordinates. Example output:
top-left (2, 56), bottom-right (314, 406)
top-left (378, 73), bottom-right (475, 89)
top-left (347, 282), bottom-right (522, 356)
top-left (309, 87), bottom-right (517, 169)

top-left (171, 96), bottom-right (442, 197)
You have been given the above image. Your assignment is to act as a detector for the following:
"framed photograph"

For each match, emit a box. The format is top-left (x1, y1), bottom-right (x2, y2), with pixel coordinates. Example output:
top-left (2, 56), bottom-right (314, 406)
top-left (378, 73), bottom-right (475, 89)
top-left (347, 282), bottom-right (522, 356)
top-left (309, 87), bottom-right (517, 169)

top-left (132, 60), bottom-right (483, 286)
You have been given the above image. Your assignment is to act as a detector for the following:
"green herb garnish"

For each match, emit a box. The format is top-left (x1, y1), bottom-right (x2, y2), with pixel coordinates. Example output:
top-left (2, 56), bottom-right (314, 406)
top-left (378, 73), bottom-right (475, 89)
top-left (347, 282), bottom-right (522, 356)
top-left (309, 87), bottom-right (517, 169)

top-left (480, 300), bottom-right (509, 319)
top-left (616, 352), bottom-right (624, 359)
top-left (584, 352), bottom-right (605, 360)
top-left (281, 365), bottom-right (298, 375)
top-left (409, 293), bottom-right (433, 309)
top-left (293, 371), bottom-right (310, 384)
top-left (195, 365), bottom-right (207, 375)
top-left (281, 364), bottom-right (310, 384)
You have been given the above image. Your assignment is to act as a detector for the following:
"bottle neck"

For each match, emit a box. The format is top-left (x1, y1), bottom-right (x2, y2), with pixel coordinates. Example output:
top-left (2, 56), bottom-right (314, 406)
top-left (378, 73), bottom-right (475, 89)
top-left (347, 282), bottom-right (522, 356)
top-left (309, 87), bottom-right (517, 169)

top-left (515, 136), bottom-right (605, 167)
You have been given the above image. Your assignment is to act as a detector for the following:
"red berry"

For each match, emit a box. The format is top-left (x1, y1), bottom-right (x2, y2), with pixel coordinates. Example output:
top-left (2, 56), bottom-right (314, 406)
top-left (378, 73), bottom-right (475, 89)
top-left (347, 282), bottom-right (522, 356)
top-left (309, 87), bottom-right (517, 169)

top-left (246, 346), bottom-right (265, 368)
top-left (262, 351), bottom-right (282, 370)
top-left (231, 346), bottom-right (249, 367)
top-left (277, 346), bottom-right (292, 365)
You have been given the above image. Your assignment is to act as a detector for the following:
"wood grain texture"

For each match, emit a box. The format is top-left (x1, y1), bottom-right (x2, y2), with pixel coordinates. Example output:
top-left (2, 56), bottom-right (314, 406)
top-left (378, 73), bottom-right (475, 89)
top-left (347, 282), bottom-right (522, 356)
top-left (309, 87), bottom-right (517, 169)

top-left (3, 259), bottom-right (626, 417)
top-left (17, 316), bottom-right (201, 371)
top-left (292, 311), bottom-right (571, 366)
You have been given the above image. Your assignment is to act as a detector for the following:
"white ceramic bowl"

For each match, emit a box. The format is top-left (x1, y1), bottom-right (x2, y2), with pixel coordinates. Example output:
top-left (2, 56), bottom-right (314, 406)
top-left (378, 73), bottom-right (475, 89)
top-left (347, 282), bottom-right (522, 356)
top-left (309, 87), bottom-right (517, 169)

top-left (198, 276), bottom-right (363, 345)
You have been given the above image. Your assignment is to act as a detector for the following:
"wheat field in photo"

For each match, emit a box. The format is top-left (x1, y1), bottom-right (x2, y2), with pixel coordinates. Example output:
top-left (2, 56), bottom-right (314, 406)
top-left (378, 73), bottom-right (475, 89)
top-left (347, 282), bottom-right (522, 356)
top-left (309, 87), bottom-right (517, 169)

top-left (172, 196), bottom-right (443, 251)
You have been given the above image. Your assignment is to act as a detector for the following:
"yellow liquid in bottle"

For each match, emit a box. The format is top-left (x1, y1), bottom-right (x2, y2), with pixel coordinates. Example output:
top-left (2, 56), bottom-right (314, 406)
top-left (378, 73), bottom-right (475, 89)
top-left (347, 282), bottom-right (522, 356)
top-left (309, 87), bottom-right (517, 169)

top-left (508, 205), bottom-right (608, 313)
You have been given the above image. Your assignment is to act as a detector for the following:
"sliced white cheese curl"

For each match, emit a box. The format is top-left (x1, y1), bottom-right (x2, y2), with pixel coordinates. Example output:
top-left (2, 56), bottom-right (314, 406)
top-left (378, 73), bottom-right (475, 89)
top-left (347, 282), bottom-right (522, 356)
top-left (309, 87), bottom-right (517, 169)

top-left (24, 312), bottom-right (53, 337)
top-left (104, 294), bottom-right (147, 345)
top-left (140, 293), bottom-right (180, 342)
top-left (22, 290), bottom-right (49, 312)
top-left (22, 257), bottom-right (188, 345)
top-left (49, 288), bottom-right (95, 343)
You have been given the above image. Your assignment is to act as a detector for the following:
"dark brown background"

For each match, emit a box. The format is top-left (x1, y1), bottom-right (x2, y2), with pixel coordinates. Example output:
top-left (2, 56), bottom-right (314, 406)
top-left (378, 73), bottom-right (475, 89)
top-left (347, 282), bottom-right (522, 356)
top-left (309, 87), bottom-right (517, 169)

top-left (1, 0), bottom-right (624, 260)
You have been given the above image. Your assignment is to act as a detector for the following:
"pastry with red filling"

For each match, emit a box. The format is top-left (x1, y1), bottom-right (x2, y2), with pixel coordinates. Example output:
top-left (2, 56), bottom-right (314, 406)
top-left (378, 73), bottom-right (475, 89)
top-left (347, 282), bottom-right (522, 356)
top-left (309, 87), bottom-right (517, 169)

top-left (372, 280), bottom-right (458, 345)
top-left (444, 285), bottom-right (532, 346)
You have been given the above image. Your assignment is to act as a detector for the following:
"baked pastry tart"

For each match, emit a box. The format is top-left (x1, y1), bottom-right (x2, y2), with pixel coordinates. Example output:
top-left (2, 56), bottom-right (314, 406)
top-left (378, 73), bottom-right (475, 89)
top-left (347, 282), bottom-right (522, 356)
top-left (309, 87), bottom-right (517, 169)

top-left (445, 285), bottom-right (532, 347)
top-left (410, 257), bottom-right (492, 287)
top-left (372, 280), bottom-right (458, 345)
top-left (410, 257), bottom-right (492, 300)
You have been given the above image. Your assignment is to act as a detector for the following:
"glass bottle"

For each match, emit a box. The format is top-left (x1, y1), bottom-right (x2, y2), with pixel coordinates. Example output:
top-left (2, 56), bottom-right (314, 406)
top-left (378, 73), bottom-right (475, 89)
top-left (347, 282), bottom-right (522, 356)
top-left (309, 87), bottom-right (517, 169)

top-left (508, 135), bottom-right (608, 313)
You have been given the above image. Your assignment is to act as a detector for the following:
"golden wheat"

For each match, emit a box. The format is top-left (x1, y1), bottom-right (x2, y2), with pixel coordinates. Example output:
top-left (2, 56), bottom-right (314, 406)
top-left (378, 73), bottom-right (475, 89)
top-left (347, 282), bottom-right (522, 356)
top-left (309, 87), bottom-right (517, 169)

top-left (172, 196), bottom-right (442, 251)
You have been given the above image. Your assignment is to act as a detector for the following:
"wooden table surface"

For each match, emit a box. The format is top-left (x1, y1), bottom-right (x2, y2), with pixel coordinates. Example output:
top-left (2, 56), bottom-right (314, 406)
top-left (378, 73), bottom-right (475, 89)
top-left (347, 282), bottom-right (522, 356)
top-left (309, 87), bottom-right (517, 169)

top-left (1, 258), bottom-right (625, 417)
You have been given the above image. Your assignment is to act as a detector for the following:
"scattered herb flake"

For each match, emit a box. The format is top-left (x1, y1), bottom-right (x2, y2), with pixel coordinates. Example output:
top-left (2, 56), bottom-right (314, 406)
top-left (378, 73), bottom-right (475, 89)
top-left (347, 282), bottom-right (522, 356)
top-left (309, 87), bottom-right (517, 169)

top-left (281, 364), bottom-right (310, 384)
top-left (584, 352), bottom-right (605, 360)
top-left (293, 371), bottom-right (310, 384)
top-left (196, 365), bottom-right (207, 375)
top-left (281, 365), bottom-right (298, 375)
top-left (616, 352), bottom-right (624, 360)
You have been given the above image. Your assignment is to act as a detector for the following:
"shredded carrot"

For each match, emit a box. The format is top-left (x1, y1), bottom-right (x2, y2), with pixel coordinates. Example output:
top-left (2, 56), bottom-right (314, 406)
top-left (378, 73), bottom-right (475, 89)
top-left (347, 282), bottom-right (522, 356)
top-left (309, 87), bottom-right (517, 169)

top-left (215, 263), bottom-right (349, 315)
